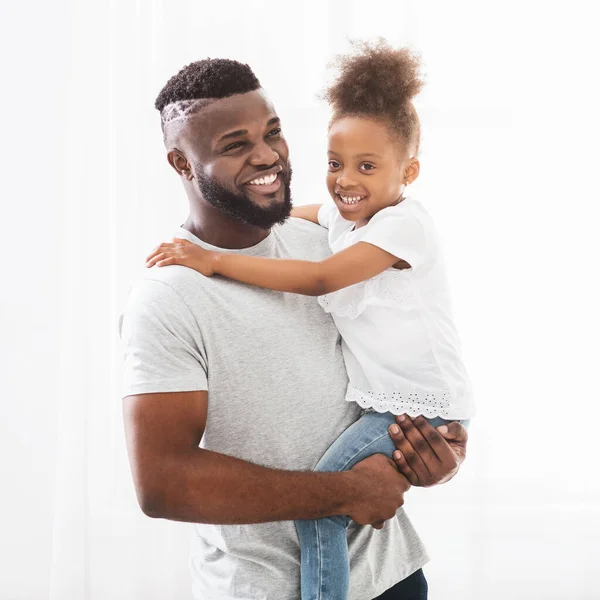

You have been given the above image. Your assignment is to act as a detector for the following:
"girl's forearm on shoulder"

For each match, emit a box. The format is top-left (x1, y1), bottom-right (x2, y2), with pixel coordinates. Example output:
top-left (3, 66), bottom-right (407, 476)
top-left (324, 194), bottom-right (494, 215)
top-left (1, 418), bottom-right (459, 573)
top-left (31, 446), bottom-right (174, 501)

top-left (210, 241), bottom-right (400, 297)
top-left (211, 253), bottom-right (327, 296)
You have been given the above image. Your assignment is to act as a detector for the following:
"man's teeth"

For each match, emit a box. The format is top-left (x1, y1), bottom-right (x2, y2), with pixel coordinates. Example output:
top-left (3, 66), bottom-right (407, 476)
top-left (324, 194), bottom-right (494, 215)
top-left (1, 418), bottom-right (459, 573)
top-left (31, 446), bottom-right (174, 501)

top-left (249, 173), bottom-right (277, 186)
top-left (339, 195), bottom-right (365, 204)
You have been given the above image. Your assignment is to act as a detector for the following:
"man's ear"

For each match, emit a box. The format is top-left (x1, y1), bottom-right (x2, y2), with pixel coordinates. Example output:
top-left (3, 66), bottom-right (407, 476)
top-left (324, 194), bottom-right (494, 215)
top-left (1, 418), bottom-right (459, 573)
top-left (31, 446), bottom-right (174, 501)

top-left (167, 149), bottom-right (193, 181)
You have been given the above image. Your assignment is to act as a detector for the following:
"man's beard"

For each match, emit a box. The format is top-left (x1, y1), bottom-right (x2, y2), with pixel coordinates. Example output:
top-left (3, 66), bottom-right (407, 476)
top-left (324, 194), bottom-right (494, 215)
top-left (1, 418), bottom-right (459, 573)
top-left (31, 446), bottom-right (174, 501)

top-left (194, 163), bottom-right (293, 230)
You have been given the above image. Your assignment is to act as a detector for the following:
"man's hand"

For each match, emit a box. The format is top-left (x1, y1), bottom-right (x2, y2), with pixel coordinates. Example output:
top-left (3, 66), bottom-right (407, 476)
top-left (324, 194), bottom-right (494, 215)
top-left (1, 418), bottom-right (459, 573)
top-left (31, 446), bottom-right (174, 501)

top-left (388, 415), bottom-right (468, 487)
top-left (145, 238), bottom-right (216, 277)
top-left (345, 454), bottom-right (411, 529)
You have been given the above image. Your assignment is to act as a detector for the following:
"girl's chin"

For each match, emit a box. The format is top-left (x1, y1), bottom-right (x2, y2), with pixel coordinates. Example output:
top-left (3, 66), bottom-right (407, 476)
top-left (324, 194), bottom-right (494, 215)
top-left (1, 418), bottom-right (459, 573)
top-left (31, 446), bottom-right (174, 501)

top-left (335, 200), bottom-right (367, 216)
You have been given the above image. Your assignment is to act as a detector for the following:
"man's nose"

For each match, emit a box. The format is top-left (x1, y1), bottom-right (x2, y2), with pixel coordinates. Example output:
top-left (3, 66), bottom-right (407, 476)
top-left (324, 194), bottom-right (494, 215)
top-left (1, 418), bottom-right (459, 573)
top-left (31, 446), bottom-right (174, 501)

top-left (249, 141), bottom-right (279, 167)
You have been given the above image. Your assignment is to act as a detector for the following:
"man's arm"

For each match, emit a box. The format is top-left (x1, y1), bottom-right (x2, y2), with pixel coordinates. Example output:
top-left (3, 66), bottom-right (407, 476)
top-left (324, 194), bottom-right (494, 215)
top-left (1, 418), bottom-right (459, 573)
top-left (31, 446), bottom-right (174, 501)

top-left (123, 390), bottom-right (411, 527)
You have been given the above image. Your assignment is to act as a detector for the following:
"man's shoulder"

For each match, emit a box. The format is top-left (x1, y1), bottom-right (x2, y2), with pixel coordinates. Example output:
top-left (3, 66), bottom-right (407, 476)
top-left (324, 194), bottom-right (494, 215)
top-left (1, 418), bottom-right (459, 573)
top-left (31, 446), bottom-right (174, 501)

top-left (275, 217), bottom-right (330, 254)
top-left (137, 263), bottom-right (200, 289)
top-left (125, 266), bottom-right (207, 314)
top-left (280, 216), bottom-right (327, 236)
top-left (119, 267), bottom-right (203, 346)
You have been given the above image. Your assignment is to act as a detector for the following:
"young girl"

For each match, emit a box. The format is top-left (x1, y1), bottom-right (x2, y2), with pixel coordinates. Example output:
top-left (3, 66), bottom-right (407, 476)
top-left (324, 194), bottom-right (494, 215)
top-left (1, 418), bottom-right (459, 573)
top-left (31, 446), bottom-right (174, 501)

top-left (147, 41), bottom-right (474, 600)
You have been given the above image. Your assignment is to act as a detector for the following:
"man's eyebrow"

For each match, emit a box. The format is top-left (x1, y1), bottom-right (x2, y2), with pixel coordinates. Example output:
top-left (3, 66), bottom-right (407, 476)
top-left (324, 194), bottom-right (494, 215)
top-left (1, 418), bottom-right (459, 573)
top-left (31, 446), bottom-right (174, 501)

top-left (216, 118), bottom-right (280, 144)
top-left (218, 129), bottom-right (248, 143)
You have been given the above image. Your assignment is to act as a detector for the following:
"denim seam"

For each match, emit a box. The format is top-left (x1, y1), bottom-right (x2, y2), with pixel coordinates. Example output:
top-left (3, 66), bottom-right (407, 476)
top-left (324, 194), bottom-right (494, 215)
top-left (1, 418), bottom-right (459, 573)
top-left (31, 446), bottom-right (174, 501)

top-left (338, 430), bottom-right (393, 471)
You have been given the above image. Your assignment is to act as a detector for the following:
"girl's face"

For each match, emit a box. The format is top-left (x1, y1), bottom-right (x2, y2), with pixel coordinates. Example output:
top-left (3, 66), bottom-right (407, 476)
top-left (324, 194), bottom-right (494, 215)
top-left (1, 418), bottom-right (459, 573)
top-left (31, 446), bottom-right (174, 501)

top-left (326, 116), bottom-right (419, 226)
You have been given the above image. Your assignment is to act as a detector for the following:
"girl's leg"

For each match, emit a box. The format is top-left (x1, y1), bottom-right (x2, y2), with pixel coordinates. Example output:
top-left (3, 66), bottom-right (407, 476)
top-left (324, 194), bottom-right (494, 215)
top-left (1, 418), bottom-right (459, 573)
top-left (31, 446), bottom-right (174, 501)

top-left (295, 412), bottom-right (468, 600)
top-left (295, 411), bottom-right (398, 600)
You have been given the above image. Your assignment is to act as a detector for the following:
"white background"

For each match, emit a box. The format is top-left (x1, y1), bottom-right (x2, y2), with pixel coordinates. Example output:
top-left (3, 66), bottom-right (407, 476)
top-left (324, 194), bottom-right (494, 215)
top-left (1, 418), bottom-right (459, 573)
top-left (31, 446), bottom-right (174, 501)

top-left (1, 0), bottom-right (599, 598)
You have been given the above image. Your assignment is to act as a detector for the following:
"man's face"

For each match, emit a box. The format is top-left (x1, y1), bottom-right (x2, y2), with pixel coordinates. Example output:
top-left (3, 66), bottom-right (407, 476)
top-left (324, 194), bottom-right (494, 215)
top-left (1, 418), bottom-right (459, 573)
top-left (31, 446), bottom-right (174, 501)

top-left (176, 89), bottom-right (292, 229)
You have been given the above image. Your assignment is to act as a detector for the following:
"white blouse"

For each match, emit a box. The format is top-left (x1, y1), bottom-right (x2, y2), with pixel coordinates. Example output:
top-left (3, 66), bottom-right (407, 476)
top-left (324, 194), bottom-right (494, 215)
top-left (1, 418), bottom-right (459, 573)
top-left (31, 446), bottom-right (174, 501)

top-left (317, 196), bottom-right (475, 419)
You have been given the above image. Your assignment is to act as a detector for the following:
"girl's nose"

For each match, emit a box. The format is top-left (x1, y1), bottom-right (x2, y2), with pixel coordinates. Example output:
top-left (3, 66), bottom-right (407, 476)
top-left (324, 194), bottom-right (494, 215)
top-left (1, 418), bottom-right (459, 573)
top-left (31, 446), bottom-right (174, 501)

top-left (336, 173), bottom-right (357, 188)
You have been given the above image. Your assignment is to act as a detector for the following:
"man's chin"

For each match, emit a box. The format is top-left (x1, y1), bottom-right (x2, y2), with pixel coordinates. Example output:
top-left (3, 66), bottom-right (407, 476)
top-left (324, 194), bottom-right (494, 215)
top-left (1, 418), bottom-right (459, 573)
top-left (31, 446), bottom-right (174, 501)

top-left (195, 165), bottom-right (292, 230)
top-left (244, 186), bottom-right (292, 220)
top-left (244, 187), bottom-right (285, 206)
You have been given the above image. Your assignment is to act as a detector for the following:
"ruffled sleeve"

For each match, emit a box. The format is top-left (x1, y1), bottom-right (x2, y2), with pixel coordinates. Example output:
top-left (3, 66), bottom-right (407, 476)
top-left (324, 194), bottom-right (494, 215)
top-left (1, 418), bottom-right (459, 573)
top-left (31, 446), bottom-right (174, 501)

top-left (317, 201), bottom-right (338, 229)
top-left (359, 208), bottom-right (428, 270)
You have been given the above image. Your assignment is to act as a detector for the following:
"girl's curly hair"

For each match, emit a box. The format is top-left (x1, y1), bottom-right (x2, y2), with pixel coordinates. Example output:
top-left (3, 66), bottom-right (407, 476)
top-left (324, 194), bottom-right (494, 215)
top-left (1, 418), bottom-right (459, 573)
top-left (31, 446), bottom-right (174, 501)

top-left (325, 40), bottom-right (424, 154)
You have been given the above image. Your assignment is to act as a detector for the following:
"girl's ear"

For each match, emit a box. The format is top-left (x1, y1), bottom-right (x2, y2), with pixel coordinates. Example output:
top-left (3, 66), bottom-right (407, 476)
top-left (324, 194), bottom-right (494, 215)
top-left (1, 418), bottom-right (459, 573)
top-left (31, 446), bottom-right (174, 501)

top-left (405, 159), bottom-right (421, 184)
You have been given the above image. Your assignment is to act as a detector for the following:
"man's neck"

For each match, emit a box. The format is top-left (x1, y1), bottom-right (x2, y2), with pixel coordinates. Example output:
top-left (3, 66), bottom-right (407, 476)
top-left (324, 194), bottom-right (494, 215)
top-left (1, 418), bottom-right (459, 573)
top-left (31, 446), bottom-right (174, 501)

top-left (182, 206), bottom-right (271, 250)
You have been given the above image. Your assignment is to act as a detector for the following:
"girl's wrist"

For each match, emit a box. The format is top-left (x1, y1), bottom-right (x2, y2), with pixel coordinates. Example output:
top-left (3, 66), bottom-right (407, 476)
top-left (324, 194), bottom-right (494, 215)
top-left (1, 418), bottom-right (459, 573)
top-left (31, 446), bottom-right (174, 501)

top-left (209, 250), bottom-right (223, 275)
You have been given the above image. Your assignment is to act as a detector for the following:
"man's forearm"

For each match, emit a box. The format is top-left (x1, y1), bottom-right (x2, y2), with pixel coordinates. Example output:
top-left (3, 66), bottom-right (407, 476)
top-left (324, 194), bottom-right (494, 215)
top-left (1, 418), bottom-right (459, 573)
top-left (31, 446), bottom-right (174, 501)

top-left (144, 447), bottom-right (357, 524)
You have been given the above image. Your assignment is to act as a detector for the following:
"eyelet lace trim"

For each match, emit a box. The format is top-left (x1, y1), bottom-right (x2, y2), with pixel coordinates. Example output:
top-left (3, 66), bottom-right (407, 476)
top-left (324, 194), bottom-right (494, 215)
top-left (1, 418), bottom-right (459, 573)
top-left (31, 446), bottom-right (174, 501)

top-left (346, 384), bottom-right (453, 419)
top-left (318, 270), bottom-right (413, 319)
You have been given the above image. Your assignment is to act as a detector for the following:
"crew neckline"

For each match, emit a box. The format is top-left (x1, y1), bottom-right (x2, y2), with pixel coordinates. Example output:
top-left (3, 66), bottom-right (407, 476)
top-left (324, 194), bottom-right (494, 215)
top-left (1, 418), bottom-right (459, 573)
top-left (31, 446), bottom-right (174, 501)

top-left (175, 226), bottom-right (276, 257)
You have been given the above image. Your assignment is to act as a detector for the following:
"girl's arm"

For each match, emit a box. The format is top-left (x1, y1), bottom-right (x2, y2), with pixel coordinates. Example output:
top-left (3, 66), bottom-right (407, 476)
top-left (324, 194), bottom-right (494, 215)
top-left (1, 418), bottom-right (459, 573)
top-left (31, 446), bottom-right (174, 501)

top-left (146, 239), bottom-right (404, 296)
top-left (290, 204), bottom-right (322, 224)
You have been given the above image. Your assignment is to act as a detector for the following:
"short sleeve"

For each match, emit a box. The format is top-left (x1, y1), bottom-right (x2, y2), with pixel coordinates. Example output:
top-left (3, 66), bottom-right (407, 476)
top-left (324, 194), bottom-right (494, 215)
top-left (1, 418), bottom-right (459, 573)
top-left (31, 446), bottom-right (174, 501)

top-left (360, 210), bottom-right (428, 269)
top-left (317, 202), bottom-right (338, 229)
top-left (118, 279), bottom-right (208, 396)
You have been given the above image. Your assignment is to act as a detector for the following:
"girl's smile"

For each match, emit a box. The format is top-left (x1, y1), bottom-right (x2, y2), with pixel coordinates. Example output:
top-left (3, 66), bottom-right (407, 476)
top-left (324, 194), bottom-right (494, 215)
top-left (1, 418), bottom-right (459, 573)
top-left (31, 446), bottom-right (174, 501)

top-left (335, 188), bottom-right (368, 211)
top-left (327, 115), bottom-right (419, 227)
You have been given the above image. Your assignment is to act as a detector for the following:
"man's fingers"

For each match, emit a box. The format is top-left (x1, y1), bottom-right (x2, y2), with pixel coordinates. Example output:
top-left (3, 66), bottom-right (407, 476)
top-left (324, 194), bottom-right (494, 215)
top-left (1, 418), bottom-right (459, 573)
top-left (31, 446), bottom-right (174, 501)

top-left (409, 416), bottom-right (455, 464)
top-left (389, 421), bottom-right (430, 479)
top-left (392, 450), bottom-right (419, 486)
top-left (396, 416), bottom-right (437, 472)
top-left (437, 421), bottom-right (468, 443)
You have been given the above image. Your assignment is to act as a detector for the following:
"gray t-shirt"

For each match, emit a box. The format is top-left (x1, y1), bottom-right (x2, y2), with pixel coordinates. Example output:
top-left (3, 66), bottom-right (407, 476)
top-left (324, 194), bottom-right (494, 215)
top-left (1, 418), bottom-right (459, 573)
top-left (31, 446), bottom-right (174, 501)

top-left (119, 217), bottom-right (428, 600)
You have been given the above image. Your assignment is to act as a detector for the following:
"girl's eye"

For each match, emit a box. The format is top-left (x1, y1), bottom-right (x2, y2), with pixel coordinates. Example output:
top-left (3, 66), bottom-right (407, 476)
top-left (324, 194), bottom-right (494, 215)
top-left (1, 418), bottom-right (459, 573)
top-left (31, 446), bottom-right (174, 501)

top-left (360, 163), bottom-right (376, 172)
top-left (328, 160), bottom-right (341, 170)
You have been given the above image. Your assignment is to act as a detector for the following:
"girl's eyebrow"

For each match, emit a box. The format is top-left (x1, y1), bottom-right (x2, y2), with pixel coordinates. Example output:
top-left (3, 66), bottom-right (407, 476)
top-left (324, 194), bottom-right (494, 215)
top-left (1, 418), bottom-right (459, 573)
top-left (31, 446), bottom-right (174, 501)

top-left (327, 150), bottom-right (382, 159)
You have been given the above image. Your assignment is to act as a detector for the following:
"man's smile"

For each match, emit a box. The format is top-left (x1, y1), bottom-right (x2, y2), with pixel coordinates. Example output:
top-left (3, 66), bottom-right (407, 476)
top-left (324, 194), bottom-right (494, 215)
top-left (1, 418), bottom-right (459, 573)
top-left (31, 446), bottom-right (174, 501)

top-left (244, 166), bottom-right (284, 196)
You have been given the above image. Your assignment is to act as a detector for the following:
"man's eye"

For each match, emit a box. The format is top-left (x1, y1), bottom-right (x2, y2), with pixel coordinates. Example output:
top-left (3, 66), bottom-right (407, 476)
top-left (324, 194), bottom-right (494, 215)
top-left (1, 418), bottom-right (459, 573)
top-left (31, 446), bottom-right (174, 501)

top-left (360, 163), bottom-right (375, 172)
top-left (224, 142), bottom-right (244, 152)
top-left (267, 128), bottom-right (282, 138)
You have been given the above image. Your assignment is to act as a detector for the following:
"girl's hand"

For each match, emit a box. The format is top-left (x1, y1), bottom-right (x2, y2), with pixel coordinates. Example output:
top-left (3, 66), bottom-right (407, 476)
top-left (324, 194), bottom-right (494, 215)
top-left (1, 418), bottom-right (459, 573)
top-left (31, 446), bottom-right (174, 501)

top-left (145, 238), bottom-right (216, 277)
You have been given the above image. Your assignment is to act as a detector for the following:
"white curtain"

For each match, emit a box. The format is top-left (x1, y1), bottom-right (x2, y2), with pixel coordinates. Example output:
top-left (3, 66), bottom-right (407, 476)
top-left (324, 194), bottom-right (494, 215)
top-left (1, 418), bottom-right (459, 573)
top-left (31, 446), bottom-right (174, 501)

top-left (1, 1), bottom-right (599, 599)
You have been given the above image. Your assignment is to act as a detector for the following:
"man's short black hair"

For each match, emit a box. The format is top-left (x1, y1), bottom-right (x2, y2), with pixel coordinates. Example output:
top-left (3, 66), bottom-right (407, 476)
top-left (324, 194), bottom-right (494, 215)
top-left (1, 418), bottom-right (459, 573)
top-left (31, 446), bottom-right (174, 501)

top-left (155, 58), bottom-right (261, 112)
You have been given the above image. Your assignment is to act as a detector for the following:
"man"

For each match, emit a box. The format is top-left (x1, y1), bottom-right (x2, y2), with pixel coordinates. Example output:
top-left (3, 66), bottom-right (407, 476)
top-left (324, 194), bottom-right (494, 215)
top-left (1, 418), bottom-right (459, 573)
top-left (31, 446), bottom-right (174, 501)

top-left (119, 58), bottom-right (468, 600)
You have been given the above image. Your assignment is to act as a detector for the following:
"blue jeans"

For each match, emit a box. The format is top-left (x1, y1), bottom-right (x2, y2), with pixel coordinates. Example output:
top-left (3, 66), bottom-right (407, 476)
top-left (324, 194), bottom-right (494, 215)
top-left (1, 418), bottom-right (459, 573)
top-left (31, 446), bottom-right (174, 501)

top-left (295, 411), bottom-right (469, 600)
